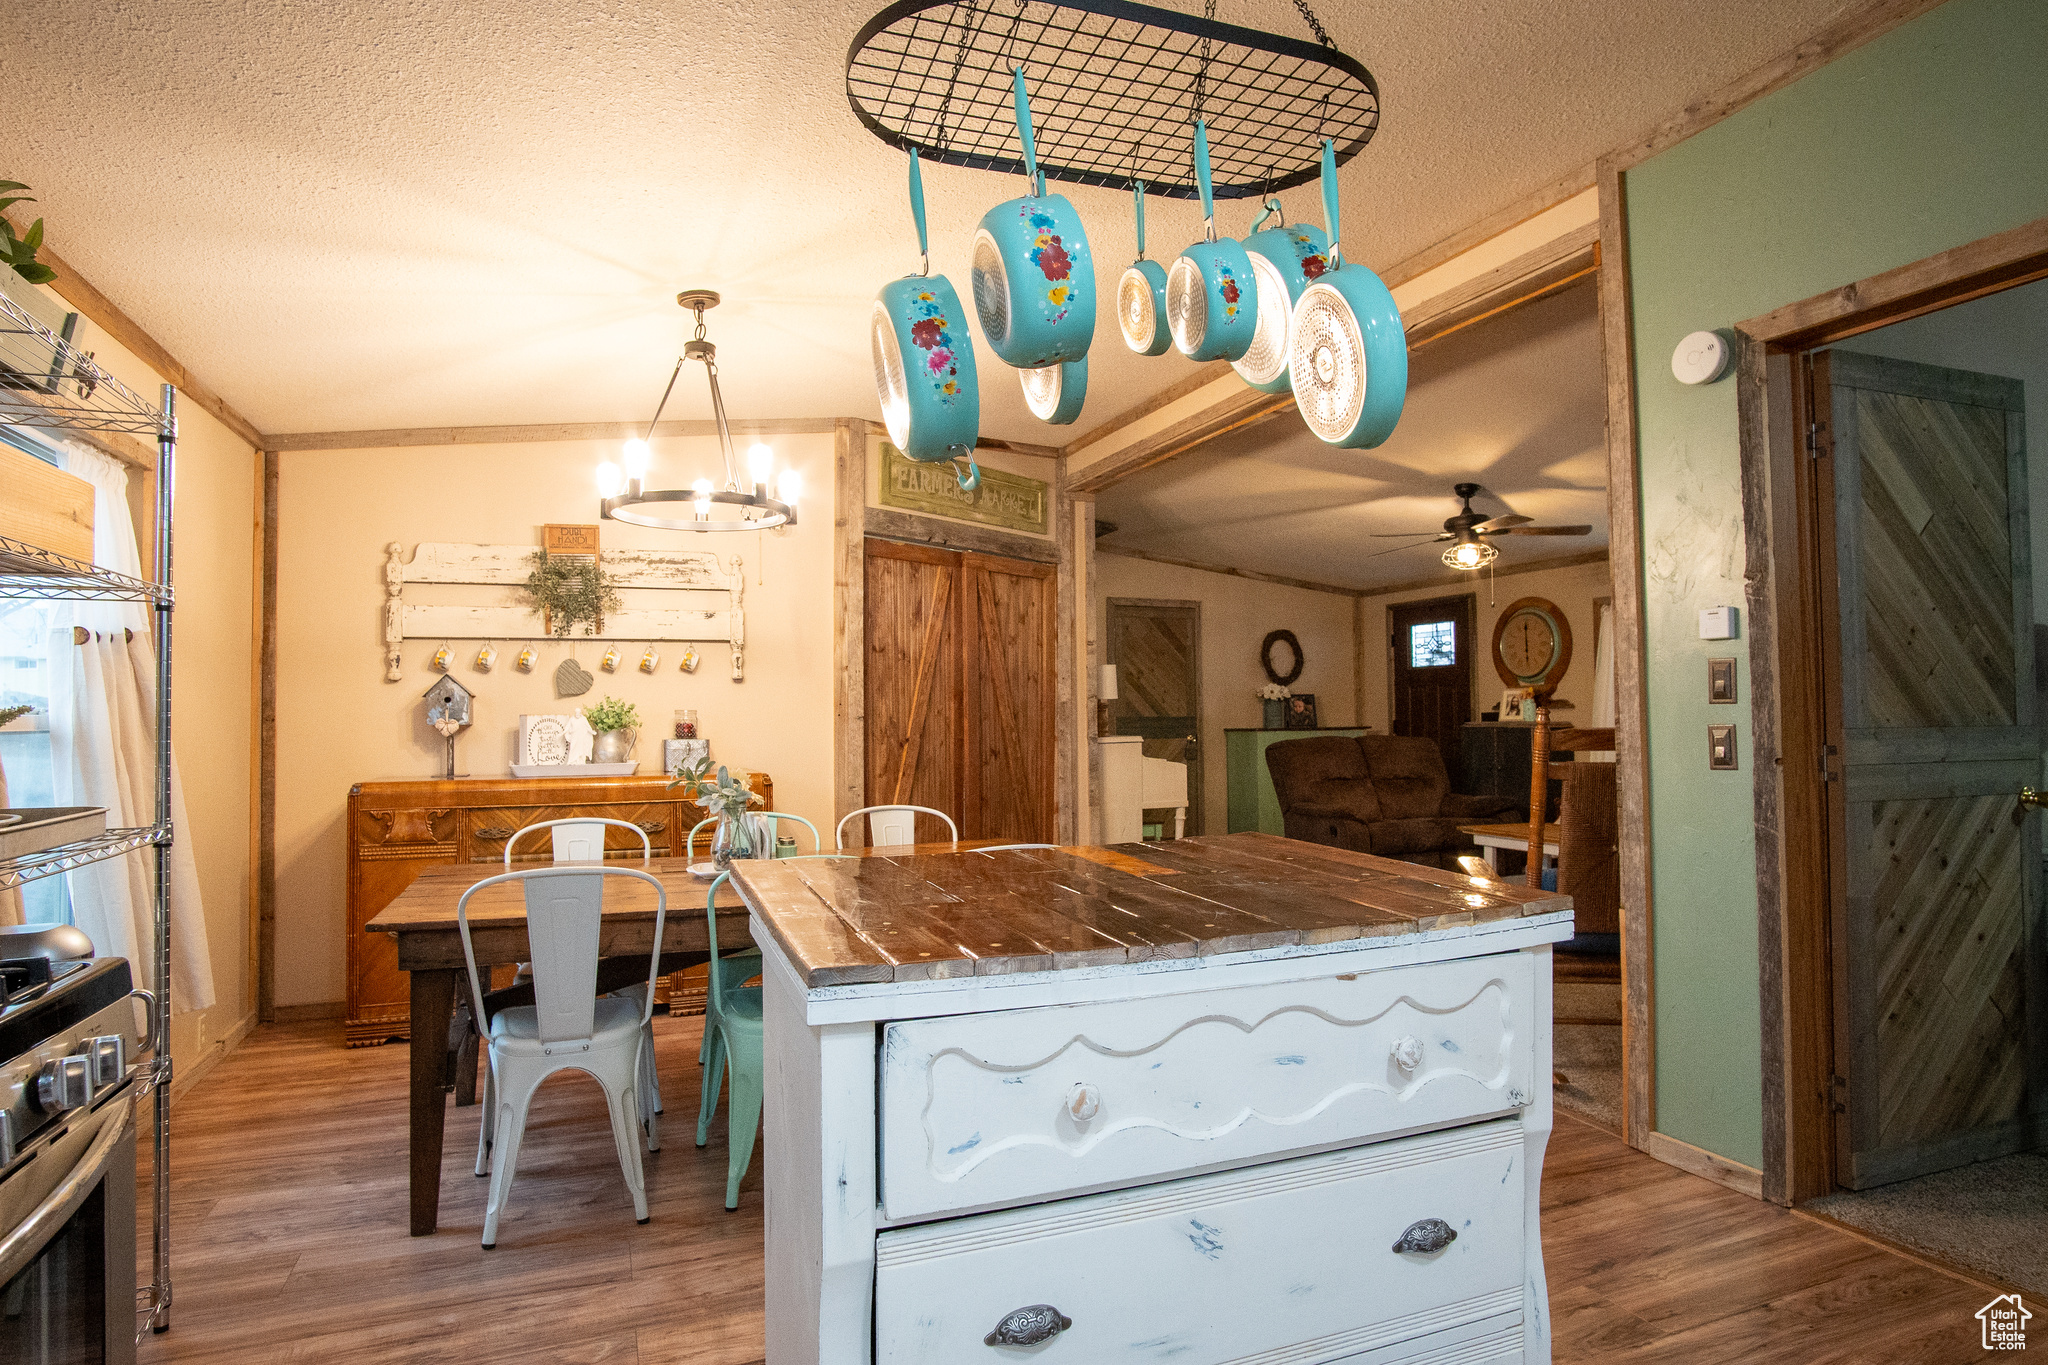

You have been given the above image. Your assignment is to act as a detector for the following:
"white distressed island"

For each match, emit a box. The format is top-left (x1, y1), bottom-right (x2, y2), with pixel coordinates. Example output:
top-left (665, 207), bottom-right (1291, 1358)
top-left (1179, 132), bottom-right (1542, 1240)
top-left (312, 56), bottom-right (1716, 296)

top-left (730, 833), bottom-right (1572, 1365)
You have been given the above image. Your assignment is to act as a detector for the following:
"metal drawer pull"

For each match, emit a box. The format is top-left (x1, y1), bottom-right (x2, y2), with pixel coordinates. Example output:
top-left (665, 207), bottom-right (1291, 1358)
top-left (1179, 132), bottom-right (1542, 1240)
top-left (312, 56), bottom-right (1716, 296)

top-left (985, 1304), bottom-right (1073, 1347)
top-left (1392, 1218), bottom-right (1458, 1255)
top-left (1390, 1035), bottom-right (1424, 1073)
top-left (1065, 1082), bottom-right (1100, 1122)
top-left (475, 826), bottom-right (513, 840)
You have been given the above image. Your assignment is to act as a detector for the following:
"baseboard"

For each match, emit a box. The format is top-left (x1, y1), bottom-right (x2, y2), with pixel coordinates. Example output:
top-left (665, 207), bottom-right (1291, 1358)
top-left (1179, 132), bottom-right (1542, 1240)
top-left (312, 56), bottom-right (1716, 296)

top-left (270, 1001), bottom-right (345, 1022)
top-left (1643, 1130), bottom-right (1765, 1200)
top-left (170, 1009), bottom-right (259, 1101)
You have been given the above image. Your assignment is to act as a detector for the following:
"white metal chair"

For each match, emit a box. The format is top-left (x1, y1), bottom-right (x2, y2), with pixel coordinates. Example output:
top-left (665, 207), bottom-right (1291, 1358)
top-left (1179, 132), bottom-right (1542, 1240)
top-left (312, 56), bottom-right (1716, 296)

top-left (834, 804), bottom-right (958, 850)
top-left (459, 863), bottom-right (666, 1249)
top-left (682, 811), bottom-right (821, 1064)
top-left (504, 819), bottom-right (663, 1150)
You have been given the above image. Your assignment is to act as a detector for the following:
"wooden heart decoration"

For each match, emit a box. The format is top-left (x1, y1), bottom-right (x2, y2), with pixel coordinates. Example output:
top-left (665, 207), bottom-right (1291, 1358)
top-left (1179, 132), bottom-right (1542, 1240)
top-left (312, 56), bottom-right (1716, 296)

top-left (554, 656), bottom-right (594, 698)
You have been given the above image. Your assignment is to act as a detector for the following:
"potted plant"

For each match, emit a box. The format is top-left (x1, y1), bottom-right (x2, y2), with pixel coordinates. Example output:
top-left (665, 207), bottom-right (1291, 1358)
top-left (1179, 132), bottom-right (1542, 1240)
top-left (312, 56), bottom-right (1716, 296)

top-left (582, 695), bottom-right (640, 764)
top-left (1258, 683), bottom-right (1291, 730)
top-left (670, 757), bottom-right (763, 867)
top-left (524, 549), bottom-right (621, 638)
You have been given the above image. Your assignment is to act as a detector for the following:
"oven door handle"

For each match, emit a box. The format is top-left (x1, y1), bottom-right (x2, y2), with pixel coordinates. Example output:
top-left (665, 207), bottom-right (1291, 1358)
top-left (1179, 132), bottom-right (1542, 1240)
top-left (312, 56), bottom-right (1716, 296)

top-left (0, 1093), bottom-right (134, 1287)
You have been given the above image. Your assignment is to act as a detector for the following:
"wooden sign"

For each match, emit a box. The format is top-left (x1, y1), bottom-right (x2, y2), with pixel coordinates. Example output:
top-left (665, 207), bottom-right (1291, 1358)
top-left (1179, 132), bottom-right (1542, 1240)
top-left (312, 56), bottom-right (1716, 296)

top-left (542, 523), bottom-right (600, 560)
top-left (879, 442), bottom-right (1048, 536)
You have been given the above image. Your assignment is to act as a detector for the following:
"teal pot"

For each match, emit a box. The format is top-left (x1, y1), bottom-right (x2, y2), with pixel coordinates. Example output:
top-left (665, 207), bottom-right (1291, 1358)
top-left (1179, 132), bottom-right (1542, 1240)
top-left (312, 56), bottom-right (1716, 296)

top-left (969, 69), bottom-right (1096, 369)
top-left (872, 151), bottom-right (980, 464)
top-left (1117, 183), bottom-right (1171, 356)
top-left (873, 274), bottom-right (981, 463)
top-left (1166, 121), bottom-right (1258, 363)
top-left (1020, 355), bottom-right (1087, 426)
top-left (1288, 140), bottom-right (1407, 448)
top-left (1234, 212), bottom-right (1331, 394)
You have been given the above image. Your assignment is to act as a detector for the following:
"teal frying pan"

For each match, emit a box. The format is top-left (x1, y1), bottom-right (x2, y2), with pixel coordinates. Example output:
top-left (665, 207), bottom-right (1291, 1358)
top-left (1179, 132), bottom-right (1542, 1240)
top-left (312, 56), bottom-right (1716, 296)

top-left (1165, 121), bottom-right (1257, 363)
top-left (1288, 140), bottom-right (1407, 448)
top-left (1117, 182), bottom-right (1171, 356)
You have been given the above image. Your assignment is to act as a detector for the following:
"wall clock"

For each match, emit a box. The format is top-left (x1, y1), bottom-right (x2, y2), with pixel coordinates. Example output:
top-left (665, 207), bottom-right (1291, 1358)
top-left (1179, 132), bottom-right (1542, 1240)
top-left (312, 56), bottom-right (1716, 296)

top-left (1490, 597), bottom-right (1573, 694)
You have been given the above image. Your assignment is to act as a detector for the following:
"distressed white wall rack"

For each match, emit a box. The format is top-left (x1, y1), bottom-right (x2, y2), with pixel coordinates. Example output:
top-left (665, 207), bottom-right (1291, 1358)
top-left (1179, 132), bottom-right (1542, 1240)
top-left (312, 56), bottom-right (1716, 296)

top-left (382, 542), bottom-right (747, 681)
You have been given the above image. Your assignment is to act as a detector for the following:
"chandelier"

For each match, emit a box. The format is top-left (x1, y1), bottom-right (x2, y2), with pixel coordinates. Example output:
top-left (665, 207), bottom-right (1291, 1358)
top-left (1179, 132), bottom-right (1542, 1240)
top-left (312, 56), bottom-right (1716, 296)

top-left (597, 290), bottom-right (800, 531)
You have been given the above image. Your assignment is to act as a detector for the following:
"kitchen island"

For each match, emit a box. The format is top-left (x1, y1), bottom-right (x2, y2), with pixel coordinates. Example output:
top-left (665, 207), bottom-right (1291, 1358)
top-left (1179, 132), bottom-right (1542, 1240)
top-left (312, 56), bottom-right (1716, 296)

top-left (730, 833), bottom-right (1572, 1365)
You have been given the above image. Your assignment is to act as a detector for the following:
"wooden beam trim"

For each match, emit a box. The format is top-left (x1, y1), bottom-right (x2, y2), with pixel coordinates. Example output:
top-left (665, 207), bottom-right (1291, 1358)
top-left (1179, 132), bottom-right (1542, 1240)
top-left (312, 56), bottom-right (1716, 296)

top-left (257, 450), bottom-right (279, 1022)
top-left (1380, 166), bottom-right (1599, 292)
top-left (267, 417), bottom-right (841, 452)
top-left (1062, 362), bottom-right (1236, 459)
top-left (11, 233), bottom-right (266, 451)
top-left (864, 505), bottom-right (1059, 565)
top-left (1097, 546), bottom-right (1366, 598)
top-left (1068, 385), bottom-right (1297, 496)
top-left (1598, 159), bottom-right (1657, 1153)
top-left (1401, 224), bottom-right (1600, 346)
top-left (1054, 467), bottom-right (1079, 845)
top-left (832, 420), bottom-right (866, 825)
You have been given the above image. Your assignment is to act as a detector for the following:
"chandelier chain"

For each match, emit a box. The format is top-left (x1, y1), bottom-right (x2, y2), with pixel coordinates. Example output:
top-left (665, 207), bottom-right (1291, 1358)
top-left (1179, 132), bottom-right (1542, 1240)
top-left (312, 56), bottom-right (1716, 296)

top-left (1291, 0), bottom-right (1335, 49)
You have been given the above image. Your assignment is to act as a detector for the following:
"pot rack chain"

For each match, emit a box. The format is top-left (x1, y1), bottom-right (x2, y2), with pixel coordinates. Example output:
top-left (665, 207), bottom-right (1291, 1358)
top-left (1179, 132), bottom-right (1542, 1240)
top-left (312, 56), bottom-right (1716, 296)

top-left (846, 0), bottom-right (1380, 200)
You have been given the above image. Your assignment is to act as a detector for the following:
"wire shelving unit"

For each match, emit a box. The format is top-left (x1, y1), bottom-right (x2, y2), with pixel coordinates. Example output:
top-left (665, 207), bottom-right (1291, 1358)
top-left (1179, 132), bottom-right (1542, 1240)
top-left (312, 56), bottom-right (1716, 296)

top-left (0, 288), bottom-right (178, 1339)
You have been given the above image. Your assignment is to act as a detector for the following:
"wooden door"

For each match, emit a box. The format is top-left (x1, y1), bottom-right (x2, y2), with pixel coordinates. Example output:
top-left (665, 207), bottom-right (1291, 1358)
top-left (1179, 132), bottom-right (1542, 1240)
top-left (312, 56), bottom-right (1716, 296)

top-left (863, 539), bottom-right (1057, 844)
top-left (1390, 595), bottom-right (1475, 779)
top-left (1106, 599), bottom-right (1202, 835)
top-left (1817, 348), bottom-right (2044, 1189)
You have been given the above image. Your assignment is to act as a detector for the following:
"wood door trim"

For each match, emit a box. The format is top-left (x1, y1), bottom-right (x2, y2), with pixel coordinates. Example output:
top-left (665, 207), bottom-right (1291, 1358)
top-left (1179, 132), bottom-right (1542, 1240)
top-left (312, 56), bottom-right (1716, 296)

top-left (834, 421), bottom-right (866, 825)
top-left (1736, 215), bottom-right (2048, 1205)
top-left (1105, 598), bottom-right (1204, 837)
top-left (864, 505), bottom-right (1059, 564)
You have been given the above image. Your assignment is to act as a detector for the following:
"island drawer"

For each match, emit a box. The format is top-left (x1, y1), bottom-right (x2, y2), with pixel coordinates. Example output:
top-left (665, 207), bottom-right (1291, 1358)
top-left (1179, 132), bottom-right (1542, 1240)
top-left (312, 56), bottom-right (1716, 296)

top-left (874, 1118), bottom-right (1528, 1365)
top-left (877, 950), bottom-right (1538, 1221)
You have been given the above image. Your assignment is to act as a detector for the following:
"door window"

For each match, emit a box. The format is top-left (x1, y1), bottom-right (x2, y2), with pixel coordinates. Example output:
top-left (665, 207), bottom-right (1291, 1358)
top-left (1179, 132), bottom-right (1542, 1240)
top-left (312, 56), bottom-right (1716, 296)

top-left (1409, 621), bottom-right (1457, 668)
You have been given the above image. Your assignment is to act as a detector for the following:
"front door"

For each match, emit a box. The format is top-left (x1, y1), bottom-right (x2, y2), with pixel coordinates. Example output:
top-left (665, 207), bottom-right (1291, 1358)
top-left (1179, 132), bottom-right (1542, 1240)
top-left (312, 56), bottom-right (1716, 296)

top-left (1390, 595), bottom-right (1475, 779)
top-left (1817, 347), bottom-right (2043, 1189)
top-left (1106, 599), bottom-right (1202, 835)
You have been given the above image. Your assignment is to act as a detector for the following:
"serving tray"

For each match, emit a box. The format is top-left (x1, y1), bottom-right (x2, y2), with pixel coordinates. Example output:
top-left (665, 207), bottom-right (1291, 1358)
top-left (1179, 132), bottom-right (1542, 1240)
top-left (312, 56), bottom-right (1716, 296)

top-left (0, 807), bottom-right (109, 860)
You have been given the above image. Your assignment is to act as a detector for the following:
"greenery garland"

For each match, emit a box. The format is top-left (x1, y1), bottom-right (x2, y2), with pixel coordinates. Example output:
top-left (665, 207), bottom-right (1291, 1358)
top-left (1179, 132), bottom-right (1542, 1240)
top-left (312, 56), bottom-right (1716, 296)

top-left (524, 550), bottom-right (622, 638)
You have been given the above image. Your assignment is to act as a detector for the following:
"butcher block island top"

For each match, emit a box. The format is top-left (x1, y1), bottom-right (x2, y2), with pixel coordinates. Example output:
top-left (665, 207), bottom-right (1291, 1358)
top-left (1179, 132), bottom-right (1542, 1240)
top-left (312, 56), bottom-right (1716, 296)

top-left (731, 832), bottom-right (1571, 990)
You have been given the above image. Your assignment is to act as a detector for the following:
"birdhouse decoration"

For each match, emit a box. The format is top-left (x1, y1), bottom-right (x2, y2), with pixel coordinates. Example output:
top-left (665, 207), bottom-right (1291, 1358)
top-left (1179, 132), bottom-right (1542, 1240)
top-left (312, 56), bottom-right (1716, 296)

top-left (422, 675), bottom-right (474, 778)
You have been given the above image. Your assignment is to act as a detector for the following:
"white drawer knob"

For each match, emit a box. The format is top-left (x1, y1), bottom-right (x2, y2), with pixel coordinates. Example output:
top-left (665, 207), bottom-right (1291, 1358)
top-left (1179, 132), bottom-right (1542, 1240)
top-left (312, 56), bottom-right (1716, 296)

top-left (1065, 1082), bottom-right (1101, 1122)
top-left (1390, 1035), bottom-right (1424, 1073)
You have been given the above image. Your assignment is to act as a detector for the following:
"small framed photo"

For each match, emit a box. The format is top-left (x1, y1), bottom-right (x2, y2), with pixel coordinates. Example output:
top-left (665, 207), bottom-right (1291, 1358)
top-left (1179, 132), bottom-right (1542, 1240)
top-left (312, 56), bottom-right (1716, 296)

top-left (1284, 693), bottom-right (1319, 729)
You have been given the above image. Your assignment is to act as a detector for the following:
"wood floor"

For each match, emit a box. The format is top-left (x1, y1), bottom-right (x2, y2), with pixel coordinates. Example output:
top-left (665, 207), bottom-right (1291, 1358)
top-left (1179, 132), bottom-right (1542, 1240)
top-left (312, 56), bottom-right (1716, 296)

top-left (140, 1020), bottom-right (1995, 1364)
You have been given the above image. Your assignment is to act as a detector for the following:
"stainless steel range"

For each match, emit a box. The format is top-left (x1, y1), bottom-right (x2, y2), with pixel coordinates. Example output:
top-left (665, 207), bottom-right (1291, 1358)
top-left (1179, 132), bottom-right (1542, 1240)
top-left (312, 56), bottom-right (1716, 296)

top-left (0, 946), bottom-right (153, 1365)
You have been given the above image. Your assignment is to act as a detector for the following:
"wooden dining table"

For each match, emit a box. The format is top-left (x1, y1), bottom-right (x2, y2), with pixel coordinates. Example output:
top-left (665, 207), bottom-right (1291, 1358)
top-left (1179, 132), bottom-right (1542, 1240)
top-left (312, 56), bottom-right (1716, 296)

top-left (364, 842), bottom-right (995, 1236)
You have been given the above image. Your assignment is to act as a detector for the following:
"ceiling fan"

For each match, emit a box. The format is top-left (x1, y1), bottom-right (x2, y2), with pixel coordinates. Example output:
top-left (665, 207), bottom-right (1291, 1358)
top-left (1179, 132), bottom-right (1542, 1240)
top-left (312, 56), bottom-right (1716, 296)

top-left (1369, 482), bottom-right (1593, 570)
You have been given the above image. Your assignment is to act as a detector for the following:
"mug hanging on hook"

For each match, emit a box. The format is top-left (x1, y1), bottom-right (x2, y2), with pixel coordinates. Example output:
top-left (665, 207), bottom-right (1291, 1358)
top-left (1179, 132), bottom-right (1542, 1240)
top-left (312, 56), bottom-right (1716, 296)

top-left (872, 148), bottom-right (983, 465)
top-left (969, 67), bottom-right (1096, 371)
top-left (1166, 121), bottom-right (1258, 363)
top-left (1117, 181), bottom-right (1171, 355)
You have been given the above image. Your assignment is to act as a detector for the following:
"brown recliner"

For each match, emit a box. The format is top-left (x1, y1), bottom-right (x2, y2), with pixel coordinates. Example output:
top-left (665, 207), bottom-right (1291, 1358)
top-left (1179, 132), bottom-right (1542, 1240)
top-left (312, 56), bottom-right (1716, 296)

top-left (1265, 735), bottom-right (1520, 869)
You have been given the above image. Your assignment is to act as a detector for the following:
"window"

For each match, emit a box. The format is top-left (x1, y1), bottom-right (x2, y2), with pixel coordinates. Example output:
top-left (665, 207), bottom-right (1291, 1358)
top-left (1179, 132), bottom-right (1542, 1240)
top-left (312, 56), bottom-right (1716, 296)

top-left (0, 431), bottom-right (74, 924)
top-left (1409, 620), bottom-right (1456, 668)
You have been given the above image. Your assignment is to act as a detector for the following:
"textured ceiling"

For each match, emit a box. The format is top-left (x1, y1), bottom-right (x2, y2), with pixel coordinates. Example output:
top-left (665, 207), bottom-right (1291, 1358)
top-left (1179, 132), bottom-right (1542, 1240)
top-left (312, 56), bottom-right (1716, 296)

top-left (1095, 278), bottom-right (1608, 592)
top-left (9, 0), bottom-right (1853, 438)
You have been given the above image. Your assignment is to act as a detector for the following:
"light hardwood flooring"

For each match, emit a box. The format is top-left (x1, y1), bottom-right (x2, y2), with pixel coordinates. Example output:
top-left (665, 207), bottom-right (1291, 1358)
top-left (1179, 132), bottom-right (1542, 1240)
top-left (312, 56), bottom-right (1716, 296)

top-left (141, 1020), bottom-right (1996, 1364)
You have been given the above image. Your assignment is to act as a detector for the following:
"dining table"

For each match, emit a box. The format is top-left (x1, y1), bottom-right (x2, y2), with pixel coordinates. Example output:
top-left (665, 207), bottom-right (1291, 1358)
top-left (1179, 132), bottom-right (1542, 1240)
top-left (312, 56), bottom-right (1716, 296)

top-left (364, 842), bottom-right (997, 1237)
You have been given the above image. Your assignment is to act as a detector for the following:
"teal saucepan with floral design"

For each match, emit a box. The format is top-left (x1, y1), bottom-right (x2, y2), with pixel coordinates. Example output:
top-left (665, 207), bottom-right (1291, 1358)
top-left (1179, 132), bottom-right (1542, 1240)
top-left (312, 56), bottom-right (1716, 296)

top-left (1166, 121), bottom-right (1258, 363)
top-left (1289, 139), bottom-right (1407, 448)
top-left (1020, 354), bottom-right (1087, 425)
top-left (872, 150), bottom-right (981, 467)
top-left (969, 68), bottom-right (1096, 370)
top-left (1234, 201), bottom-right (1331, 394)
top-left (1117, 182), bottom-right (1171, 356)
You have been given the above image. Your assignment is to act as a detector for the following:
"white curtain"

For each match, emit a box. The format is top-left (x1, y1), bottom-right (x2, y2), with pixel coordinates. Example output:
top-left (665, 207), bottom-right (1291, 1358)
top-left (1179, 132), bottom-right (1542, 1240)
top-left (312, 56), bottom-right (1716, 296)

top-left (1590, 601), bottom-right (1617, 735)
top-left (46, 441), bottom-right (215, 1012)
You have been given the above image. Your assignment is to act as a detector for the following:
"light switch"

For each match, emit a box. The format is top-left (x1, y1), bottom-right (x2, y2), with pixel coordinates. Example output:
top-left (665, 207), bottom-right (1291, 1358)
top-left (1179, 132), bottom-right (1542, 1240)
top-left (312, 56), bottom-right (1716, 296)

top-left (1708, 724), bottom-right (1738, 770)
top-left (1699, 606), bottom-right (1737, 640)
top-left (1708, 658), bottom-right (1737, 704)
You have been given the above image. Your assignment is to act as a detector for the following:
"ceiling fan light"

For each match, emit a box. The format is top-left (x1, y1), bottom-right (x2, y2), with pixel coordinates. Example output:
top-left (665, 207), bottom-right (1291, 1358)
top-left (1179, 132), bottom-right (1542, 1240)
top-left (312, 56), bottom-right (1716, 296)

top-left (1444, 537), bottom-right (1497, 571)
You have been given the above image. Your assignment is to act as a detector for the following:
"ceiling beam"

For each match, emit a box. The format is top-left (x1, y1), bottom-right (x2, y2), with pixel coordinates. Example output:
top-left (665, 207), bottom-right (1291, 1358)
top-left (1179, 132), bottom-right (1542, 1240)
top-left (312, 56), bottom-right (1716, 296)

top-left (1096, 546), bottom-right (1365, 598)
top-left (4, 223), bottom-right (267, 451)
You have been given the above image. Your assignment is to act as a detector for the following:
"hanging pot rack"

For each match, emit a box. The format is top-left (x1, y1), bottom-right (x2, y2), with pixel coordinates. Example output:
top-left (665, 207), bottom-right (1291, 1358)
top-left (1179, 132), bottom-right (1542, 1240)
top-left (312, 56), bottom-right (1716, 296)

top-left (846, 0), bottom-right (1380, 201)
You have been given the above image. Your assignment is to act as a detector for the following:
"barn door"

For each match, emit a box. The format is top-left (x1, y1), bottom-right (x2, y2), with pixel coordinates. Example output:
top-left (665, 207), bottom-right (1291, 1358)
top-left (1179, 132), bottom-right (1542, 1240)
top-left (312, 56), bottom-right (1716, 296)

top-left (962, 553), bottom-right (1057, 842)
top-left (1817, 347), bottom-right (2044, 1189)
top-left (864, 540), bottom-right (963, 842)
top-left (863, 539), bottom-right (1057, 846)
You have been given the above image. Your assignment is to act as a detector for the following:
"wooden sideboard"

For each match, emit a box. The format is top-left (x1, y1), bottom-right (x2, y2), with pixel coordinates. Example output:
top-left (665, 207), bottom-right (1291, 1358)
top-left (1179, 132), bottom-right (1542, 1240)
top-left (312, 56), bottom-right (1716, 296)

top-left (344, 771), bottom-right (772, 1047)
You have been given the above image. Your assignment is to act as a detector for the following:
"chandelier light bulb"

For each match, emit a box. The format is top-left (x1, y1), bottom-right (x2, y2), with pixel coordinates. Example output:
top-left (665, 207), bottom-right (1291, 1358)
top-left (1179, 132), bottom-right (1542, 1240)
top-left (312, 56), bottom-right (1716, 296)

top-left (622, 439), bottom-right (651, 479)
top-left (1455, 541), bottom-right (1482, 568)
top-left (747, 443), bottom-right (775, 488)
top-left (692, 477), bottom-right (713, 520)
top-left (596, 462), bottom-right (623, 497)
top-left (777, 468), bottom-right (803, 505)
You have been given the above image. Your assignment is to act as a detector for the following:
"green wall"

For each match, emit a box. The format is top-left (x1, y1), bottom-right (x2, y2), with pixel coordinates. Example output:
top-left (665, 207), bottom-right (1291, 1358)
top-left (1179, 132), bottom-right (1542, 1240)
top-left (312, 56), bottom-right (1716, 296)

top-left (1625, 0), bottom-right (2048, 1167)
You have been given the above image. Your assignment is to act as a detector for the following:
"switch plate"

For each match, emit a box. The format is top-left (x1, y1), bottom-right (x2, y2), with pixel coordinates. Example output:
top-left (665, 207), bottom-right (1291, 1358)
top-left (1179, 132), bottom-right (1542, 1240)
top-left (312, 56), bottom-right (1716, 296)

top-left (1708, 724), bottom-right (1738, 770)
top-left (1708, 657), bottom-right (1738, 704)
top-left (1699, 606), bottom-right (1737, 640)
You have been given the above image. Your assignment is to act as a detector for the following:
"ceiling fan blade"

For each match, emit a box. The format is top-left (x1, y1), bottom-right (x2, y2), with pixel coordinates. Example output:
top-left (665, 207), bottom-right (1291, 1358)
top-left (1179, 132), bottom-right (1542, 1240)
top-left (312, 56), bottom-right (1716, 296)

top-left (1472, 514), bottom-right (1532, 532)
top-left (1367, 531), bottom-right (1451, 539)
top-left (1498, 524), bottom-right (1594, 536)
top-left (1363, 539), bottom-right (1439, 559)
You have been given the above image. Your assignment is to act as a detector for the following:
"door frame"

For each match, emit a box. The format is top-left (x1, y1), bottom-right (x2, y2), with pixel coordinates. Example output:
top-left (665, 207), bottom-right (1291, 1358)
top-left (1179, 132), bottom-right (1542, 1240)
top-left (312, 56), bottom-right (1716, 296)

top-left (1733, 213), bottom-right (2048, 1205)
top-left (1105, 597), bottom-right (1204, 836)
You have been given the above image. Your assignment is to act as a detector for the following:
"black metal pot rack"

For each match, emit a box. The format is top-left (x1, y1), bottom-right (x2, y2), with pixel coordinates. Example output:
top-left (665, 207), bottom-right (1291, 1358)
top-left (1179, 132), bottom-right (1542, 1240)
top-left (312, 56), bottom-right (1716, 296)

top-left (846, 0), bottom-right (1380, 200)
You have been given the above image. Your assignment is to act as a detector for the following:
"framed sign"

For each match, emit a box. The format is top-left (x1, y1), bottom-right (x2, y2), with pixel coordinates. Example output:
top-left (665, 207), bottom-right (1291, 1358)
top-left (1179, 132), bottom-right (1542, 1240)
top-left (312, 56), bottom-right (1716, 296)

top-left (880, 442), bottom-right (1049, 536)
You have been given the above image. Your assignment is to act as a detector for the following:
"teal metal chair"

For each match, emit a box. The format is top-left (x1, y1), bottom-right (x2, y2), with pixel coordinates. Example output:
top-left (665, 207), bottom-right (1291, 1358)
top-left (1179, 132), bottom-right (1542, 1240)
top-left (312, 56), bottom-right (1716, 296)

top-left (685, 813), bottom-right (822, 1064)
top-left (697, 856), bottom-right (851, 1209)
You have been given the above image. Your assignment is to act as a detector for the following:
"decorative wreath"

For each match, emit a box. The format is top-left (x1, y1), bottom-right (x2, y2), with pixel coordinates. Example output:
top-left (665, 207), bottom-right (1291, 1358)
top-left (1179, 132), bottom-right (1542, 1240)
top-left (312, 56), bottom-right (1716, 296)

top-left (1260, 629), bottom-right (1304, 686)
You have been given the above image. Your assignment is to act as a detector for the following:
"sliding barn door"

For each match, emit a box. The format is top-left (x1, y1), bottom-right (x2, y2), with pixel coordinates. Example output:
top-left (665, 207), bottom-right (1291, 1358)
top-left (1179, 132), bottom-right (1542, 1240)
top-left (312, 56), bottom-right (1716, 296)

top-left (963, 554), bottom-right (1058, 842)
top-left (863, 539), bottom-right (1057, 845)
top-left (865, 541), bottom-right (963, 840)
top-left (1818, 347), bottom-right (2044, 1189)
